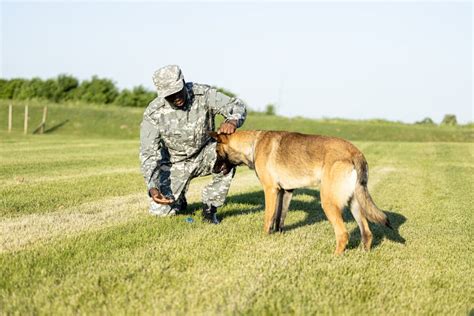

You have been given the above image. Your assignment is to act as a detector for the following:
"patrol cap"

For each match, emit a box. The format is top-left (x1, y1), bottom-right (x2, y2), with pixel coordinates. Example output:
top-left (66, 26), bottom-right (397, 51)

top-left (152, 65), bottom-right (185, 97)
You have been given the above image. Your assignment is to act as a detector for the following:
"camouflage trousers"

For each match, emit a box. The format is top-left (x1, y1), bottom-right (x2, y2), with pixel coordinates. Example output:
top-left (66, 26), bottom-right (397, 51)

top-left (149, 141), bottom-right (235, 216)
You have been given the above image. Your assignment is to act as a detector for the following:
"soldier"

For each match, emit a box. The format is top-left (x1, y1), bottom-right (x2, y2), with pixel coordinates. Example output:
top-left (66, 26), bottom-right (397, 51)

top-left (139, 65), bottom-right (247, 224)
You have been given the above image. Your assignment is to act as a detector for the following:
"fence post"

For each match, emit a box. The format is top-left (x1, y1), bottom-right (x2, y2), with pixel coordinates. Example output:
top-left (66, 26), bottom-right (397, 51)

top-left (24, 105), bottom-right (28, 135)
top-left (40, 106), bottom-right (48, 134)
top-left (8, 104), bottom-right (12, 133)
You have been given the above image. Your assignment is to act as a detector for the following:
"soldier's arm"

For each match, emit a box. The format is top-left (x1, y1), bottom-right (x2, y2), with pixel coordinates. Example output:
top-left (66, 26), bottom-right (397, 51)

top-left (208, 88), bottom-right (247, 129)
top-left (139, 115), bottom-right (163, 195)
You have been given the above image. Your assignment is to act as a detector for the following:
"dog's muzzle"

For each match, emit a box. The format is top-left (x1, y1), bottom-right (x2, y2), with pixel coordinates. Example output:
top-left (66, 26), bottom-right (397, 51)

top-left (213, 157), bottom-right (235, 175)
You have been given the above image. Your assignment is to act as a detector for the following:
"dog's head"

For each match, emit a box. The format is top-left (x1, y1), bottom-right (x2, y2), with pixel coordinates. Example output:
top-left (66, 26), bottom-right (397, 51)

top-left (209, 131), bottom-right (236, 175)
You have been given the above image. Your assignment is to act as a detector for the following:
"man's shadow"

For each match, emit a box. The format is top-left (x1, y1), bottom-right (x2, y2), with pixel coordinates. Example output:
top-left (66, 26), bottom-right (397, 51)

top-left (186, 188), bottom-right (406, 249)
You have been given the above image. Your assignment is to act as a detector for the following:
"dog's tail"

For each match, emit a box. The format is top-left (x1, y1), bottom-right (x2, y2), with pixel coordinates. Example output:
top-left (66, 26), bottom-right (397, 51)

top-left (353, 153), bottom-right (392, 229)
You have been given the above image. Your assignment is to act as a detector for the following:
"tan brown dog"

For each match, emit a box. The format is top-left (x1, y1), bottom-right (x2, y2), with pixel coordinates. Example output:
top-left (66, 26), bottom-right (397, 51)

top-left (210, 130), bottom-right (391, 255)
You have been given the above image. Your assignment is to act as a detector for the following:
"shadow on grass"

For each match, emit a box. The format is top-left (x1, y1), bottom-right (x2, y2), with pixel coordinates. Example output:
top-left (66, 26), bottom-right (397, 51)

top-left (185, 187), bottom-right (406, 249)
top-left (44, 120), bottom-right (70, 134)
top-left (346, 210), bottom-right (406, 250)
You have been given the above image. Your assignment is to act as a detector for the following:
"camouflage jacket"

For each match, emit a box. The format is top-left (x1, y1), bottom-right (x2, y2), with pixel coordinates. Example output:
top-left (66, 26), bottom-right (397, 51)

top-left (140, 82), bottom-right (247, 191)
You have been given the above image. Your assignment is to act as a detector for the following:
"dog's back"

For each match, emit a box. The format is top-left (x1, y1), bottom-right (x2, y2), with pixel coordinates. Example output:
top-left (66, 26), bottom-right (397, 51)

top-left (252, 131), bottom-right (361, 187)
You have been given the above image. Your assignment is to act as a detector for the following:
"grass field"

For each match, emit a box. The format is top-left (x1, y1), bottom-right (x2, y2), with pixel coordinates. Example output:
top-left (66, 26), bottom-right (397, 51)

top-left (0, 103), bottom-right (473, 314)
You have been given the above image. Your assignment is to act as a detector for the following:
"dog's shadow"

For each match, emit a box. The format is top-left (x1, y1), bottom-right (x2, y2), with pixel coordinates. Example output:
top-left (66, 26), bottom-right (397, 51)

top-left (186, 188), bottom-right (406, 249)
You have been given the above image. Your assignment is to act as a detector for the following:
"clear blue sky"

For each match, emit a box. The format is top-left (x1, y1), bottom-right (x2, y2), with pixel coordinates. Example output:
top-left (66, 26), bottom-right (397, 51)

top-left (1, 1), bottom-right (472, 123)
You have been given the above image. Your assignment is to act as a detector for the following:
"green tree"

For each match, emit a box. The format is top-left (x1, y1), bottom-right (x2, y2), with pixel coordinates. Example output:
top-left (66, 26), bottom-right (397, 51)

top-left (16, 78), bottom-right (50, 100)
top-left (441, 114), bottom-right (457, 126)
top-left (115, 85), bottom-right (155, 107)
top-left (75, 76), bottom-right (119, 104)
top-left (56, 74), bottom-right (79, 101)
top-left (114, 89), bottom-right (133, 107)
top-left (4, 76), bottom-right (76, 102)
top-left (0, 79), bottom-right (8, 99)
top-left (42, 79), bottom-right (61, 101)
top-left (415, 117), bottom-right (436, 125)
top-left (0, 79), bottom-right (27, 99)
top-left (265, 103), bottom-right (276, 115)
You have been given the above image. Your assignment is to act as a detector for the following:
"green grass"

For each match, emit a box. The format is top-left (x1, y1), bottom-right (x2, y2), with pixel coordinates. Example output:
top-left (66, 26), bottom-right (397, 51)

top-left (0, 134), bottom-right (473, 314)
top-left (0, 137), bottom-right (142, 217)
top-left (1, 99), bottom-right (472, 142)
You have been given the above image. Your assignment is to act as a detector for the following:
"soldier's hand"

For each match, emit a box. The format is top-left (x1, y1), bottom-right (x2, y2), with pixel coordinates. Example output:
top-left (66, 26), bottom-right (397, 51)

top-left (218, 120), bottom-right (237, 134)
top-left (149, 188), bottom-right (174, 205)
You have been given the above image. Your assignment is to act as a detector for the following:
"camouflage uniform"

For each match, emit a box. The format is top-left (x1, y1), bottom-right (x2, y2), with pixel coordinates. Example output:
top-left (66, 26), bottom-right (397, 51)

top-left (140, 65), bottom-right (247, 216)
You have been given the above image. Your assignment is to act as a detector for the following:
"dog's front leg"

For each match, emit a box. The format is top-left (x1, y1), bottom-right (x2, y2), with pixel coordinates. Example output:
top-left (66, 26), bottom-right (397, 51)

top-left (263, 186), bottom-right (279, 234)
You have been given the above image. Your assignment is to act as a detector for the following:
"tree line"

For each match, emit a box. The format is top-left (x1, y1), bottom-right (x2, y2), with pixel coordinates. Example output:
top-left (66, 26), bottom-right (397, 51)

top-left (415, 115), bottom-right (459, 126)
top-left (0, 75), bottom-right (281, 116)
top-left (0, 75), bottom-right (279, 113)
top-left (0, 75), bottom-right (157, 107)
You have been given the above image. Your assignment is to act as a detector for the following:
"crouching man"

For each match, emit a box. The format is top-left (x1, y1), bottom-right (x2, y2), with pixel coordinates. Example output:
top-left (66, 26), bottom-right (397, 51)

top-left (139, 65), bottom-right (247, 224)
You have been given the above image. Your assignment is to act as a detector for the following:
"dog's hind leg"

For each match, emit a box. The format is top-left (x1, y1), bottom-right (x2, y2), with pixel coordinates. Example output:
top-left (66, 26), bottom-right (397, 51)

top-left (350, 197), bottom-right (373, 250)
top-left (320, 161), bottom-right (356, 255)
top-left (321, 195), bottom-right (348, 255)
top-left (278, 190), bottom-right (293, 232)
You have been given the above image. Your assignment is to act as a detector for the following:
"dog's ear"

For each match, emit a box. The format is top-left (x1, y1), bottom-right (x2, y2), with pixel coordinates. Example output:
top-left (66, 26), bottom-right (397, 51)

top-left (208, 131), bottom-right (229, 144)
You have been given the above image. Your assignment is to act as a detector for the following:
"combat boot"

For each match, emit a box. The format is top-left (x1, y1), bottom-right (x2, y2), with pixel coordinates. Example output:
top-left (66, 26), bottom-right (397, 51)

top-left (176, 195), bottom-right (187, 212)
top-left (202, 204), bottom-right (220, 224)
